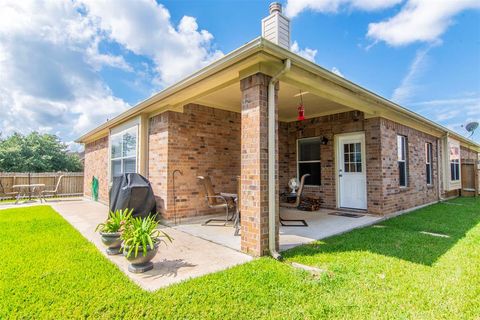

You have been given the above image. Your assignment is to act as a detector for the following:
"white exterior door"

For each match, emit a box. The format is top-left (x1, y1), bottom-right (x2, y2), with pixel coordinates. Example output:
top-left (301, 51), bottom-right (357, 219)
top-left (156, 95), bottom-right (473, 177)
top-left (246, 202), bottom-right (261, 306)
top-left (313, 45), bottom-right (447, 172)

top-left (337, 133), bottom-right (367, 210)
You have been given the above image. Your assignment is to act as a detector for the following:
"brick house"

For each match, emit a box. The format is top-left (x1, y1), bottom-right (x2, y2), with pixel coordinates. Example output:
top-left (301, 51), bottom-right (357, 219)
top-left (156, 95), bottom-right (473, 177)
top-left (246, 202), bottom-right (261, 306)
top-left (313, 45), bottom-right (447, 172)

top-left (77, 3), bottom-right (479, 257)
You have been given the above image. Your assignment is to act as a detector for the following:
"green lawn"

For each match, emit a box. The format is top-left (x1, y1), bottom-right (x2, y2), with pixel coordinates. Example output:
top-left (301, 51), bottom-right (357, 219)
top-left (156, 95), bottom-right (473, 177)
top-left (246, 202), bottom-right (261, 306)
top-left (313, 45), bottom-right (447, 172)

top-left (0, 198), bottom-right (479, 319)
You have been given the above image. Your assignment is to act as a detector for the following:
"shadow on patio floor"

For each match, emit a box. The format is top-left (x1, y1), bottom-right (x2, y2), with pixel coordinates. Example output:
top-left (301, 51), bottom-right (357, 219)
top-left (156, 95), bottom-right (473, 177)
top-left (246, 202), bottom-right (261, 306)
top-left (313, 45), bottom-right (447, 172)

top-left (282, 198), bottom-right (480, 266)
top-left (143, 259), bottom-right (197, 279)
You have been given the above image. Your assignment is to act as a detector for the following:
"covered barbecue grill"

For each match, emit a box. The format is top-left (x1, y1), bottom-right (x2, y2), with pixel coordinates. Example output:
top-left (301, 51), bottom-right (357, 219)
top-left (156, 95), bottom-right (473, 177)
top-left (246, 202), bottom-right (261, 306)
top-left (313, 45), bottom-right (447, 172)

top-left (109, 173), bottom-right (156, 219)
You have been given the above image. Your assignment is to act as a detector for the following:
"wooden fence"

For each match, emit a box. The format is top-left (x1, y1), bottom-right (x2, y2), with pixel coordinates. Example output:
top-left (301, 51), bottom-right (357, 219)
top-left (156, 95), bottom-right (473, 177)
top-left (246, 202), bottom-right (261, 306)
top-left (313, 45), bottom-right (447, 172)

top-left (461, 160), bottom-right (480, 196)
top-left (0, 172), bottom-right (84, 199)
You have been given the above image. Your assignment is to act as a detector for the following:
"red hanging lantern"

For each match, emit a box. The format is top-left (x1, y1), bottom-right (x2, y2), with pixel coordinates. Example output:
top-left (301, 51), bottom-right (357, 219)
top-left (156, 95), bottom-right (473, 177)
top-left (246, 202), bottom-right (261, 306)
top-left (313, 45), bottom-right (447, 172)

top-left (297, 103), bottom-right (305, 121)
top-left (297, 90), bottom-right (305, 121)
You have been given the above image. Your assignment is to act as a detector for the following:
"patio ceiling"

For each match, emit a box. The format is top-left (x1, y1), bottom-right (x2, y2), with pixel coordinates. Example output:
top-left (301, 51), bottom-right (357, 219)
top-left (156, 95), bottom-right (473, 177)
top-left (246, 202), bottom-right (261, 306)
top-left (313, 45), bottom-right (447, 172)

top-left (76, 37), bottom-right (479, 150)
top-left (195, 81), bottom-right (353, 122)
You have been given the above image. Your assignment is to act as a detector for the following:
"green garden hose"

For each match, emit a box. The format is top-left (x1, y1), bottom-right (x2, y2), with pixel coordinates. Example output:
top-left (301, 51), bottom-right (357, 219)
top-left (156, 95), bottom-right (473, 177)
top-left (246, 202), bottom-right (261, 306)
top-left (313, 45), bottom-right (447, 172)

top-left (91, 176), bottom-right (99, 201)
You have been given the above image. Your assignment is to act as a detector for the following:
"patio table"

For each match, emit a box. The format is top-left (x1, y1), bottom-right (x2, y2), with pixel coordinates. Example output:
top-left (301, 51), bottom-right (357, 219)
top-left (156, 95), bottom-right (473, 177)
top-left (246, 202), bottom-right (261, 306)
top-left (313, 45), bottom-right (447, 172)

top-left (220, 192), bottom-right (240, 236)
top-left (12, 184), bottom-right (45, 204)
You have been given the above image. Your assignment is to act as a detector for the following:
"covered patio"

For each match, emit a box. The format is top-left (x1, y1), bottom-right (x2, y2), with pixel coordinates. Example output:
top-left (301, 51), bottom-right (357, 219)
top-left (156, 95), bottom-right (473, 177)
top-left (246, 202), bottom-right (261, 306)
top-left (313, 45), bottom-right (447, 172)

top-left (82, 39), bottom-right (387, 257)
top-left (168, 207), bottom-right (382, 252)
top-left (164, 56), bottom-right (384, 256)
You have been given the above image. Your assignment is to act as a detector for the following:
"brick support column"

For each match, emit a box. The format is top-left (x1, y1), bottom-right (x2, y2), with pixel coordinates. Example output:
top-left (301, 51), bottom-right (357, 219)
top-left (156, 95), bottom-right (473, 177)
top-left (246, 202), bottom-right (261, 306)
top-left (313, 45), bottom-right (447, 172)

top-left (240, 73), bottom-right (279, 256)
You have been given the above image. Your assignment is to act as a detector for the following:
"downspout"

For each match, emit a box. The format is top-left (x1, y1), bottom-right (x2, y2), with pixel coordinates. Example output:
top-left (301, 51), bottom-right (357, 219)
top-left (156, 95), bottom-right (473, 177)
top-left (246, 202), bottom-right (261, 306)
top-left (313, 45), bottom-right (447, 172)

top-left (437, 133), bottom-right (448, 201)
top-left (268, 59), bottom-right (291, 260)
top-left (436, 138), bottom-right (443, 201)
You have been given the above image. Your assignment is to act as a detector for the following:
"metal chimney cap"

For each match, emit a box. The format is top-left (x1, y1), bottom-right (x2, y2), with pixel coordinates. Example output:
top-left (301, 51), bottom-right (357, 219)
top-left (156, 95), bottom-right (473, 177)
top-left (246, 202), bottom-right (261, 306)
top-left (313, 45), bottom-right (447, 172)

top-left (269, 2), bottom-right (282, 14)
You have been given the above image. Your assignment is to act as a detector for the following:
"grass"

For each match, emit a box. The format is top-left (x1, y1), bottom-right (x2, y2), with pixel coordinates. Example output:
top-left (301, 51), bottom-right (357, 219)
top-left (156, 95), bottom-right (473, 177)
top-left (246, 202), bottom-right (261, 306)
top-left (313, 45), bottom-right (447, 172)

top-left (0, 198), bottom-right (18, 203)
top-left (0, 196), bottom-right (82, 204)
top-left (0, 198), bottom-right (479, 319)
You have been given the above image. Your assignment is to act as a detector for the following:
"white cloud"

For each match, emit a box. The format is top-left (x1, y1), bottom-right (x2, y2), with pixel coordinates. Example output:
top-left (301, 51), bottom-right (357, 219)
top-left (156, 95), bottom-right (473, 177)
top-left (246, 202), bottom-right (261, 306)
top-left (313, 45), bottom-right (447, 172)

top-left (412, 96), bottom-right (480, 121)
top-left (85, 37), bottom-right (133, 72)
top-left (408, 94), bottom-right (480, 142)
top-left (367, 0), bottom-right (480, 46)
top-left (291, 41), bottom-right (318, 62)
top-left (411, 97), bottom-right (479, 107)
top-left (80, 0), bottom-right (224, 85)
top-left (331, 67), bottom-right (344, 77)
top-left (0, 0), bottom-right (130, 146)
top-left (0, 0), bottom-right (223, 146)
top-left (285, 0), bottom-right (402, 18)
top-left (286, 0), bottom-right (479, 47)
top-left (391, 45), bottom-right (434, 103)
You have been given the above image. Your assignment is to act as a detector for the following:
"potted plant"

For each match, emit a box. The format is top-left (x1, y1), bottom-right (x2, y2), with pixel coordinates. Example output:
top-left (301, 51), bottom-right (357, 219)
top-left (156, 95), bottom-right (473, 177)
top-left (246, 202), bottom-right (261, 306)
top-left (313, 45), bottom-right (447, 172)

top-left (95, 208), bottom-right (133, 255)
top-left (121, 215), bottom-right (172, 273)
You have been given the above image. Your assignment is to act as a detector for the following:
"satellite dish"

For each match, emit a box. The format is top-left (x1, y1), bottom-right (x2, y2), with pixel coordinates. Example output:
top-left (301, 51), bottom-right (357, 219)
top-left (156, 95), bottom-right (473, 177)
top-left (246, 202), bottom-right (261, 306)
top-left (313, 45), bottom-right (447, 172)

top-left (464, 121), bottom-right (479, 137)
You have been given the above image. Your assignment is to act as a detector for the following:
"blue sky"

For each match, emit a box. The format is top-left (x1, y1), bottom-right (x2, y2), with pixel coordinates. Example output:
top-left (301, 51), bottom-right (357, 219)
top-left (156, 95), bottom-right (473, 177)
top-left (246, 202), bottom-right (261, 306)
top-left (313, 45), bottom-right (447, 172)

top-left (0, 0), bottom-right (479, 147)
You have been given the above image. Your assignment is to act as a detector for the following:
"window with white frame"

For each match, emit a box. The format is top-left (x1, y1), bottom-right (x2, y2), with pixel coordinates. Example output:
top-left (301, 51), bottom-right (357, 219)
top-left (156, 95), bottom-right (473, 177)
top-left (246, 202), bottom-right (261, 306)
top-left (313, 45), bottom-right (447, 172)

top-left (297, 137), bottom-right (321, 186)
top-left (450, 145), bottom-right (460, 181)
top-left (425, 142), bottom-right (433, 185)
top-left (110, 125), bottom-right (138, 179)
top-left (343, 142), bottom-right (362, 173)
top-left (397, 135), bottom-right (408, 187)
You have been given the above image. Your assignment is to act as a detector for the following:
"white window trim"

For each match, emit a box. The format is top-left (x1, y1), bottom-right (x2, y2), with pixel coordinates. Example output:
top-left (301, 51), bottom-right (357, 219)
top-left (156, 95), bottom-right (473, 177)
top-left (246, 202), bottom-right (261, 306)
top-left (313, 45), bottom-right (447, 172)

top-left (397, 135), bottom-right (408, 187)
top-left (297, 136), bottom-right (321, 187)
top-left (449, 145), bottom-right (461, 182)
top-left (443, 138), bottom-right (461, 191)
top-left (425, 142), bottom-right (433, 186)
top-left (108, 117), bottom-right (140, 183)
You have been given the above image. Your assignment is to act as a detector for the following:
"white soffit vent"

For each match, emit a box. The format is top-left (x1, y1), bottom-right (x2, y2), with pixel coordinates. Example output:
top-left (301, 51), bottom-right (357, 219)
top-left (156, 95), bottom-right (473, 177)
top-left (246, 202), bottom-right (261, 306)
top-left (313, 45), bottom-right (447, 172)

top-left (261, 2), bottom-right (290, 50)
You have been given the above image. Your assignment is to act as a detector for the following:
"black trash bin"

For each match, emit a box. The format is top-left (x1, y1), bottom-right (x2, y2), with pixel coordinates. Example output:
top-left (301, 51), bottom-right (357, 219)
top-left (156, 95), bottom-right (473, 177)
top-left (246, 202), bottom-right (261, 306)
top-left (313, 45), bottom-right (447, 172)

top-left (109, 173), bottom-right (157, 219)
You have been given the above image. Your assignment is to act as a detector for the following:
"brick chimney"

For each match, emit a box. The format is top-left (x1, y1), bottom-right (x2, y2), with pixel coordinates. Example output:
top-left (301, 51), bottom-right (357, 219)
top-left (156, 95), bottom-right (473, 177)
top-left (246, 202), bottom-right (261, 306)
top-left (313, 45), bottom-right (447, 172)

top-left (261, 2), bottom-right (291, 50)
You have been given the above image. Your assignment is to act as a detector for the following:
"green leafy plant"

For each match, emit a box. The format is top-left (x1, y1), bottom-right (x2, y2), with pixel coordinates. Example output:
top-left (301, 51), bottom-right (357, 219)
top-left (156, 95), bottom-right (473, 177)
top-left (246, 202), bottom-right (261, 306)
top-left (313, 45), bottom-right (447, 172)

top-left (95, 208), bottom-right (133, 233)
top-left (122, 215), bottom-right (172, 258)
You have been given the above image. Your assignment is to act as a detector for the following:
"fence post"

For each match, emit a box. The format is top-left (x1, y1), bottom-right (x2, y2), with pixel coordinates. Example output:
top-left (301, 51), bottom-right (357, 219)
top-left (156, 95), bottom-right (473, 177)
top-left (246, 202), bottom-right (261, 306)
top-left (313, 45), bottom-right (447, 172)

top-left (28, 172), bottom-right (31, 200)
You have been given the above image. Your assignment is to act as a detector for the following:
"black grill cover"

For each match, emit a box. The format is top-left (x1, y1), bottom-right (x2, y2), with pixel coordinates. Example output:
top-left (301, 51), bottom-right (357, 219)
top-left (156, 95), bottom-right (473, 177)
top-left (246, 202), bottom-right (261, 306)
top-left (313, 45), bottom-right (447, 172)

top-left (109, 173), bottom-right (157, 219)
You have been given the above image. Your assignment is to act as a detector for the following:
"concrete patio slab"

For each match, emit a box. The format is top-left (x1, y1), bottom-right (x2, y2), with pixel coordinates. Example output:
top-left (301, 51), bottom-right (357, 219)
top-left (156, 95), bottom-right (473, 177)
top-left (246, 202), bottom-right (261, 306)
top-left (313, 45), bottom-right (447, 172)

top-left (278, 208), bottom-right (381, 250)
top-left (170, 215), bottom-right (241, 251)
top-left (46, 200), bottom-right (252, 291)
top-left (170, 208), bottom-right (382, 251)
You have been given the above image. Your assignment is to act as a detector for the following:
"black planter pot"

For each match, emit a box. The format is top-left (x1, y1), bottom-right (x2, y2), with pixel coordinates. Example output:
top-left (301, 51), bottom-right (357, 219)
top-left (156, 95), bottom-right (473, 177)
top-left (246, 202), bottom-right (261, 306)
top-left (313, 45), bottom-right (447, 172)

top-left (123, 240), bottom-right (159, 273)
top-left (99, 231), bottom-right (122, 255)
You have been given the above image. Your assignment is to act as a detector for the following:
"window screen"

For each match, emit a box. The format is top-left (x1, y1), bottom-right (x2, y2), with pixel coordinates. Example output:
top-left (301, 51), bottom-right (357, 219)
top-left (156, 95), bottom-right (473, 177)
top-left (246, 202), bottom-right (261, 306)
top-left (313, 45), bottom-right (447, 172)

top-left (450, 146), bottom-right (460, 181)
top-left (110, 126), bottom-right (138, 179)
top-left (397, 135), bottom-right (408, 187)
top-left (343, 143), bottom-right (362, 173)
top-left (297, 137), bottom-right (321, 186)
top-left (425, 143), bottom-right (433, 185)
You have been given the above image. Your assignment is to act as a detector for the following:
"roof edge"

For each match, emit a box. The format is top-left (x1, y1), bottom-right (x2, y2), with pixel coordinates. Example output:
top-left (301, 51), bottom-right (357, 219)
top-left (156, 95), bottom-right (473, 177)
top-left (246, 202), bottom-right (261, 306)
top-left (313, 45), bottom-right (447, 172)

top-left (259, 40), bottom-right (480, 150)
top-left (76, 37), bottom-right (266, 143)
top-left (77, 37), bottom-right (479, 151)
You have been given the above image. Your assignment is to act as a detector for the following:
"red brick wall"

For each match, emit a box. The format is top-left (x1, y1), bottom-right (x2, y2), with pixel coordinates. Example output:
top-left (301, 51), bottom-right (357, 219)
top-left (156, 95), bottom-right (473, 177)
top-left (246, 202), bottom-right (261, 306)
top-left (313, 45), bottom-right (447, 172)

top-left (379, 118), bottom-right (439, 213)
top-left (148, 104), bottom-right (241, 219)
top-left (148, 112), bottom-right (170, 215)
top-left (278, 113), bottom-right (445, 215)
top-left (83, 136), bottom-right (109, 203)
top-left (85, 105), bottom-right (475, 220)
top-left (461, 146), bottom-right (478, 162)
top-left (279, 111), bottom-right (383, 213)
top-left (279, 122), bottom-right (290, 195)
top-left (364, 118), bottom-right (383, 214)
top-left (239, 73), bottom-right (278, 256)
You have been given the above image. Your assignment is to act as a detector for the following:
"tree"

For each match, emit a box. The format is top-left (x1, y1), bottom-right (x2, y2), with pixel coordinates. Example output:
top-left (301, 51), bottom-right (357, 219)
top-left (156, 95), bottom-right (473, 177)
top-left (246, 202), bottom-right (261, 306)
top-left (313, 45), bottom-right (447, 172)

top-left (0, 132), bottom-right (83, 172)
